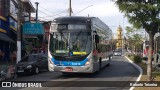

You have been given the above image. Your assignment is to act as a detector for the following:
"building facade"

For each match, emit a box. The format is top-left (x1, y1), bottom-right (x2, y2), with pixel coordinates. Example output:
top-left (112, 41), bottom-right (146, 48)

top-left (116, 25), bottom-right (123, 50)
top-left (0, 0), bottom-right (35, 62)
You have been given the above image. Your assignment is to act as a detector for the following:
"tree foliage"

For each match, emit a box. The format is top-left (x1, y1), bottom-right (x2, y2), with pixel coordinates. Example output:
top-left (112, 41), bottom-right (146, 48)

top-left (125, 26), bottom-right (143, 51)
top-left (113, 0), bottom-right (160, 81)
top-left (116, 0), bottom-right (160, 34)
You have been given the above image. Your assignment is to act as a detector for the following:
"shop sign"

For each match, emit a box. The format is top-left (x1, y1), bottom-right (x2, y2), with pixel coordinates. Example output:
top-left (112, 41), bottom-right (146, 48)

top-left (23, 22), bottom-right (44, 35)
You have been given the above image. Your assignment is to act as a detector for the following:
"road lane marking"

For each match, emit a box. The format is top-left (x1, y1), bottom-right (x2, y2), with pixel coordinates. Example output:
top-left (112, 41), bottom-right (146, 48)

top-left (125, 56), bottom-right (143, 90)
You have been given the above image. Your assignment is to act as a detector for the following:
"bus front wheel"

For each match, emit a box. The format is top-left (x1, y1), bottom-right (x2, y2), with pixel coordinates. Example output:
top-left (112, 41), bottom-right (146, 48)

top-left (99, 58), bottom-right (102, 71)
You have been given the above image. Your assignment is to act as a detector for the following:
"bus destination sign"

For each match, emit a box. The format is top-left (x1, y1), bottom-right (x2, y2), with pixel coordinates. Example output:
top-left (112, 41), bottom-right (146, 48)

top-left (57, 24), bottom-right (86, 30)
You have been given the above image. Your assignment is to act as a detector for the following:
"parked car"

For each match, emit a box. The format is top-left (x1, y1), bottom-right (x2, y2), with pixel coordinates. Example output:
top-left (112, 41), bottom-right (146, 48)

top-left (16, 54), bottom-right (48, 76)
top-left (114, 51), bottom-right (122, 56)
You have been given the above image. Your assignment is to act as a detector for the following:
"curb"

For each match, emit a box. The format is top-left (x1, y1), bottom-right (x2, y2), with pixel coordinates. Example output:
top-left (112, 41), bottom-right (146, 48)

top-left (125, 56), bottom-right (143, 90)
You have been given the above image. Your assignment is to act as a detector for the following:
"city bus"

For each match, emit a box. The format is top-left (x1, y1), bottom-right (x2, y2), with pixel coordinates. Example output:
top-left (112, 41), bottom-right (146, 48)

top-left (48, 16), bottom-right (113, 73)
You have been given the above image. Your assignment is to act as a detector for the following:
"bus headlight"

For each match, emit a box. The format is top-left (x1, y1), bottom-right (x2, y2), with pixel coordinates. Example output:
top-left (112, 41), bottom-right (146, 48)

top-left (85, 58), bottom-right (91, 66)
top-left (85, 61), bottom-right (90, 66)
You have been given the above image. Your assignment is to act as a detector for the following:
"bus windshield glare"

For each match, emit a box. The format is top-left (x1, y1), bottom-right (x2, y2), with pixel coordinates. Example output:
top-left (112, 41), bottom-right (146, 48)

top-left (49, 30), bottom-right (92, 57)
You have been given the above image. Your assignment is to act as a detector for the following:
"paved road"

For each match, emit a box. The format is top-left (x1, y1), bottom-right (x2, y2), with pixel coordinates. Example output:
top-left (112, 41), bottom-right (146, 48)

top-left (1, 56), bottom-right (140, 90)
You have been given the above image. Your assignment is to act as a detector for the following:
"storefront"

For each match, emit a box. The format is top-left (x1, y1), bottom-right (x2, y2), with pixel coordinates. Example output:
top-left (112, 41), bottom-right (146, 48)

top-left (23, 22), bottom-right (44, 54)
top-left (1, 8), bottom-right (16, 61)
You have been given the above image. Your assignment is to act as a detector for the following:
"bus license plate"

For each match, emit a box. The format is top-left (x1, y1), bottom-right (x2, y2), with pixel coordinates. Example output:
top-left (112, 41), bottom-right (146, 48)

top-left (65, 67), bottom-right (73, 72)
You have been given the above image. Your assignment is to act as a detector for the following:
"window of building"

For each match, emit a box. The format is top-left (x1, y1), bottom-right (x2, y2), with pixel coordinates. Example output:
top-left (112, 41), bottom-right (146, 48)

top-left (10, 0), bottom-right (18, 20)
top-left (10, 17), bottom-right (17, 30)
top-left (119, 32), bottom-right (121, 35)
top-left (0, 0), bottom-right (6, 17)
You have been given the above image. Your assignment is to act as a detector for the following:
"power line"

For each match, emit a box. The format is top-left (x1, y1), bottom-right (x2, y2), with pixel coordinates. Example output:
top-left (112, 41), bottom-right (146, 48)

top-left (30, 0), bottom-right (96, 18)
top-left (38, 10), bottom-right (53, 16)
top-left (74, 5), bottom-right (93, 16)
top-left (38, 10), bottom-right (56, 20)
top-left (30, 0), bottom-right (63, 15)
top-left (76, 0), bottom-right (95, 5)
top-left (29, 0), bottom-right (67, 19)
top-left (38, 9), bottom-right (68, 20)
top-left (39, 5), bottom-right (65, 16)
top-left (31, 10), bottom-right (54, 20)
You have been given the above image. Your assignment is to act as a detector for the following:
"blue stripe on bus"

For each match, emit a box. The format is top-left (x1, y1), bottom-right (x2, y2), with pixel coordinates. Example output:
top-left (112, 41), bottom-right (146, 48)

top-left (51, 58), bottom-right (88, 66)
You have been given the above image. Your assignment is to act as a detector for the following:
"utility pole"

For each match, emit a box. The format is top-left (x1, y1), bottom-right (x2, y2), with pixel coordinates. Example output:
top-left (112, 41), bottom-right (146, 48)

top-left (17, 0), bottom-right (23, 63)
top-left (35, 2), bottom-right (39, 22)
top-left (69, 0), bottom-right (72, 16)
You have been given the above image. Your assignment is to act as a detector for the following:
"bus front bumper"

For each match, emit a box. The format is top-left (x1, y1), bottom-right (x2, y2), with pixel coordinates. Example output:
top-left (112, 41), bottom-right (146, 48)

top-left (54, 65), bottom-right (93, 73)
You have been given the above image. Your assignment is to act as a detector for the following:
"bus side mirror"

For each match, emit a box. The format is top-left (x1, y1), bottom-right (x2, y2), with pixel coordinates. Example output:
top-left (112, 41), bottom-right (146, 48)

top-left (95, 35), bottom-right (99, 43)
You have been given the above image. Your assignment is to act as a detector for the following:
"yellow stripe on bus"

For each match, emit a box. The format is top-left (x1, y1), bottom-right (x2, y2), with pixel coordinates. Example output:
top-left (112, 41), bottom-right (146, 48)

top-left (73, 52), bottom-right (87, 55)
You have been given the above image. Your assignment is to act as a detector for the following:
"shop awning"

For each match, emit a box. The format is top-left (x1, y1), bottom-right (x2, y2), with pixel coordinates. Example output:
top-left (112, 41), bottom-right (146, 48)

top-left (0, 33), bottom-right (15, 43)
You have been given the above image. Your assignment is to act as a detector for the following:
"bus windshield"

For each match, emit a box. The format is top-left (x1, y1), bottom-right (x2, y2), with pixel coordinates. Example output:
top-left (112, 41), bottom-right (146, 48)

top-left (49, 31), bottom-right (92, 57)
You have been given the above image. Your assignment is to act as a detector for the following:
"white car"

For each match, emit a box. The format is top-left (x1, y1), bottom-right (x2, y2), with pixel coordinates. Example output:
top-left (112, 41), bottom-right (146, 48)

top-left (114, 51), bottom-right (122, 56)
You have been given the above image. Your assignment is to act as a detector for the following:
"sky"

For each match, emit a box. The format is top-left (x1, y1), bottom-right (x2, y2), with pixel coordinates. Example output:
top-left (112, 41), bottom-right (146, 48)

top-left (30, 0), bottom-right (131, 37)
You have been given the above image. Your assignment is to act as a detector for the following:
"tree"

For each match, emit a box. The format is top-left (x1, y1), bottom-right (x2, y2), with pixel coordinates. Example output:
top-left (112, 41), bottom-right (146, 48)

top-left (125, 26), bottom-right (144, 53)
top-left (113, 0), bottom-right (160, 81)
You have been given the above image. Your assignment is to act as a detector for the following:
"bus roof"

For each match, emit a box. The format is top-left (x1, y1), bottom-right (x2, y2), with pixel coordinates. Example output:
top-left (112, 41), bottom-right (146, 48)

top-left (52, 16), bottom-right (112, 35)
top-left (53, 16), bottom-right (95, 23)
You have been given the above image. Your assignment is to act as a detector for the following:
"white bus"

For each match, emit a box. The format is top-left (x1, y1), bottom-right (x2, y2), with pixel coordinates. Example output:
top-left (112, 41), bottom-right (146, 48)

top-left (48, 16), bottom-right (113, 73)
